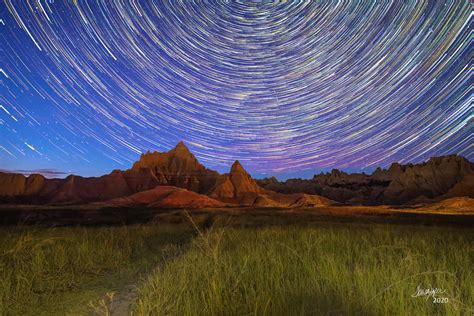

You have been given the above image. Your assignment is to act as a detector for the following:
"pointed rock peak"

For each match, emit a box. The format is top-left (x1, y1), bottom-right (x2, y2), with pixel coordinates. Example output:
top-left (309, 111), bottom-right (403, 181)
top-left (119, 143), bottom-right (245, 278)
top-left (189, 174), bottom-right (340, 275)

top-left (170, 141), bottom-right (195, 158)
top-left (388, 162), bottom-right (403, 172)
top-left (231, 160), bottom-right (247, 174)
top-left (175, 141), bottom-right (188, 150)
top-left (172, 141), bottom-right (193, 155)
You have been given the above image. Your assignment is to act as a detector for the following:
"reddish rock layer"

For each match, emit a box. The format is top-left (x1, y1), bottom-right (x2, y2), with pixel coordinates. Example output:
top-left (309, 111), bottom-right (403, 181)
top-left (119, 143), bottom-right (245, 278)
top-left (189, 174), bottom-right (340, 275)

top-left (105, 186), bottom-right (225, 209)
top-left (0, 143), bottom-right (471, 206)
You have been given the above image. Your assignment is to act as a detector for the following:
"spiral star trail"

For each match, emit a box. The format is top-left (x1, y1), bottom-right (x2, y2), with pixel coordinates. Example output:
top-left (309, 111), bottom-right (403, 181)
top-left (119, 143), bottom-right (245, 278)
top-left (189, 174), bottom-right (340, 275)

top-left (0, 1), bottom-right (472, 178)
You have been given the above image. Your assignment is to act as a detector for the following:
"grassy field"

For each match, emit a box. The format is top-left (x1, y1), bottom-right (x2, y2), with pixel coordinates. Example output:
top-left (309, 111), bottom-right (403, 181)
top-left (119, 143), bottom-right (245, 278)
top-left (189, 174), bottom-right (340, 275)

top-left (0, 212), bottom-right (473, 315)
top-left (134, 221), bottom-right (474, 315)
top-left (0, 224), bottom-right (193, 315)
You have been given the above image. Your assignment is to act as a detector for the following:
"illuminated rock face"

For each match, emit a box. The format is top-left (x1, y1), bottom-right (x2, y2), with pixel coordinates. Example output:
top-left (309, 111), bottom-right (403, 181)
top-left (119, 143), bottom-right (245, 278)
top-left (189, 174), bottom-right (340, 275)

top-left (131, 141), bottom-right (220, 194)
top-left (209, 160), bottom-right (333, 207)
top-left (210, 160), bottom-right (262, 205)
top-left (0, 173), bottom-right (28, 196)
top-left (0, 143), bottom-right (471, 206)
top-left (211, 160), bottom-right (261, 199)
top-left (383, 155), bottom-right (473, 203)
top-left (0, 142), bottom-right (220, 204)
top-left (258, 155), bottom-right (473, 204)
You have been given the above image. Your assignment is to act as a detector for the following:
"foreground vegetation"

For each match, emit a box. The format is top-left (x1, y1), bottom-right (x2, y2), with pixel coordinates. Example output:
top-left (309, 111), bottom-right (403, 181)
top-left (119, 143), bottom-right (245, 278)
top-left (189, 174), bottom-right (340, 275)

top-left (0, 224), bottom-right (192, 315)
top-left (0, 213), bottom-right (473, 315)
top-left (134, 222), bottom-right (474, 315)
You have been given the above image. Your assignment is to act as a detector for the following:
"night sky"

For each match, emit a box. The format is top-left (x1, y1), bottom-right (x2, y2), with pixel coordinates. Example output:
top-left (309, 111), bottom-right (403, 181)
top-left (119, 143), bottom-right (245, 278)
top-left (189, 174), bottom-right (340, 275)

top-left (0, 1), bottom-right (471, 179)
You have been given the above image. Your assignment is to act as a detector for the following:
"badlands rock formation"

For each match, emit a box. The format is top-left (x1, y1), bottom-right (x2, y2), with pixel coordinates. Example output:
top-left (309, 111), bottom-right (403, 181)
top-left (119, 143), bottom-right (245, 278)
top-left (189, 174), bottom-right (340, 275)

top-left (131, 141), bottom-right (220, 194)
top-left (0, 142), bottom-right (471, 207)
top-left (0, 142), bottom-right (331, 208)
top-left (210, 160), bottom-right (262, 205)
top-left (0, 142), bottom-right (218, 204)
top-left (383, 155), bottom-right (473, 203)
top-left (210, 160), bottom-right (333, 207)
top-left (257, 155), bottom-right (473, 204)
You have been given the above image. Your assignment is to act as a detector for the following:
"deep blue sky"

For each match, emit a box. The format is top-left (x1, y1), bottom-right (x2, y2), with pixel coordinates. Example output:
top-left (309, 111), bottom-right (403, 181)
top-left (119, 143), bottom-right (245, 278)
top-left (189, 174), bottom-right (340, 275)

top-left (0, 1), bottom-right (471, 180)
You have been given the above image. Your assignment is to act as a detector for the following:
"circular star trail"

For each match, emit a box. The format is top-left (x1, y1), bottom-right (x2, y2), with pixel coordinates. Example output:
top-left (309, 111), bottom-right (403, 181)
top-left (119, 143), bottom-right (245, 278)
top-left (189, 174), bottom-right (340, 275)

top-left (0, 1), bottom-right (471, 178)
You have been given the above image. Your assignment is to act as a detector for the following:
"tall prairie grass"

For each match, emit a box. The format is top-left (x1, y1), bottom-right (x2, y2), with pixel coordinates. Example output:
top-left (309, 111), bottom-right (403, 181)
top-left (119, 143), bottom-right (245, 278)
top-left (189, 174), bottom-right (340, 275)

top-left (0, 225), bottom-right (190, 315)
top-left (134, 223), bottom-right (474, 315)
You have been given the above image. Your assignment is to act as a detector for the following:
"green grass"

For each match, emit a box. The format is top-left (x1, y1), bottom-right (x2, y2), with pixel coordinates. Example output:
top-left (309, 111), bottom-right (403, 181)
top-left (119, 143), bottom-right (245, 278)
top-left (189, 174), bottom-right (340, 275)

top-left (134, 222), bottom-right (474, 315)
top-left (1, 213), bottom-right (472, 316)
top-left (0, 224), bottom-right (192, 315)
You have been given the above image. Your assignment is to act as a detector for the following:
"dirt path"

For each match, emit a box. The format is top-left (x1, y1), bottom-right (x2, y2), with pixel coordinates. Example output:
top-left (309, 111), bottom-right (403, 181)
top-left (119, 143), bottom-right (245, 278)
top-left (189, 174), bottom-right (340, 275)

top-left (110, 284), bottom-right (139, 316)
top-left (100, 214), bottom-right (212, 315)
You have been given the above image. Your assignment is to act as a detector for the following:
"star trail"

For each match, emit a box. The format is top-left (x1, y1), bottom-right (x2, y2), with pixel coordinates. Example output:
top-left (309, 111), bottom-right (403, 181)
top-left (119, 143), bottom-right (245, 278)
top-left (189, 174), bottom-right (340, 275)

top-left (0, 1), bottom-right (472, 179)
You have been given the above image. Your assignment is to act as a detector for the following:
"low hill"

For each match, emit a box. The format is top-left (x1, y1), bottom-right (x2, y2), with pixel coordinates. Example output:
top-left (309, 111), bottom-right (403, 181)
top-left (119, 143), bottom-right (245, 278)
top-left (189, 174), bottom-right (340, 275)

top-left (104, 186), bottom-right (226, 209)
